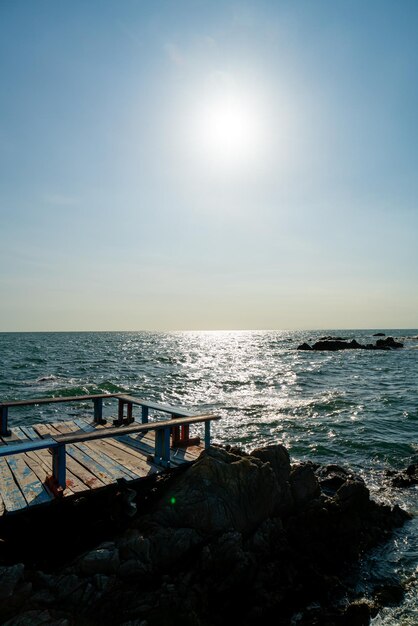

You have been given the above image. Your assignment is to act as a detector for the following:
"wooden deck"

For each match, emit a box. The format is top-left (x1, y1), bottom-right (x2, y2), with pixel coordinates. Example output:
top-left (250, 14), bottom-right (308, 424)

top-left (0, 395), bottom-right (218, 517)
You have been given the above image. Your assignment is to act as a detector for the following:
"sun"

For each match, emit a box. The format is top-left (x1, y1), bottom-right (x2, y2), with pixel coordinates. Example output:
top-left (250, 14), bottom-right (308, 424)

top-left (189, 77), bottom-right (264, 171)
top-left (198, 95), bottom-right (259, 162)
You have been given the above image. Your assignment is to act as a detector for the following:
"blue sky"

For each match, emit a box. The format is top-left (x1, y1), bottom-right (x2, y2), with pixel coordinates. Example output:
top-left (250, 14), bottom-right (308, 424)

top-left (1, 0), bottom-right (417, 330)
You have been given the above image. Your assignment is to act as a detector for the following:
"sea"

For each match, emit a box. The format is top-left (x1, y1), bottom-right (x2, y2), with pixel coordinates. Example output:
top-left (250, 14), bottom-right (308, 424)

top-left (1, 329), bottom-right (417, 623)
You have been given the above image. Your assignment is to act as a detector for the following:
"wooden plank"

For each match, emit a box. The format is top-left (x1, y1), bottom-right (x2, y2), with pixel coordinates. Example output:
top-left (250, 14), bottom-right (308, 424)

top-left (10, 428), bottom-right (54, 494)
top-left (73, 419), bottom-right (144, 479)
top-left (74, 418), bottom-right (159, 477)
top-left (65, 445), bottom-right (114, 486)
top-left (119, 431), bottom-right (202, 466)
top-left (1, 428), bottom-right (25, 445)
top-left (19, 425), bottom-right (43, 441)
top-left (0, 458), bottom-right (27, 513)
top-left (33, 423), bottom-right (107, 490)
top-left (71, 421), bottom-right (149, 480)
top-left (39, 423), bottom-right (114, 487)
top-left (95, 437), bottom-right (159, 476)
top-left (5, 455), bottom-right (51, 507)
top-left (31, 423), bottom-right (57, 438)
top-left (0, 427), bottom-right (51, 506)
top-left (11, 427), bottom-right (83, 496)
top-left (79, 441), bottom-right (138, 481)
top-left (51, 422), bottom-right (137, 482)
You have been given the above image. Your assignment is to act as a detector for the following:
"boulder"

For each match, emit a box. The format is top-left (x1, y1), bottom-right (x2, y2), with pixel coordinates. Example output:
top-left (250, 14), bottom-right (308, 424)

top-left (316, 464), bottom-right (353, 496)
top-left (390, 463), bottom-right (418, 488)
top-left (250, 445), bottom-right (293, 514)
top-left (374, 337), bottom-right (403, 349)
top-left (151, 446), bottom-right (281, 535)
top-left (76, 545), bottom-right (120, 576)
top-left (290, 464), bottom-right (320, 508)
top-left (0, 564), bottom-right (25, 601)
top-left (373, 583), bottom-right (404, 607)
top-left (311, 339), bottom-right (355, 350)
top-left (335, 479), bottom-right (370, 512)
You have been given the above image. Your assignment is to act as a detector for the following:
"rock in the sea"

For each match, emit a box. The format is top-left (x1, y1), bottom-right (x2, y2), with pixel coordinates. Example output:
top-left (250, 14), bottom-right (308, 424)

top-left (373, 583), bottom-right (405, 607)
top-left (312, 339), bottom-right (353, 350)
top-left (297, 336), bottom-right (403, 351)
top-left (374, 336), bottom-right (403, 349)
top-left (390, 463), bottom-right (418, 488)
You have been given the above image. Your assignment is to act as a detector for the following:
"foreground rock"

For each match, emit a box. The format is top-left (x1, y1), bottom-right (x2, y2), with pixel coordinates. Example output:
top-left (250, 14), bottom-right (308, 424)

top-left (298, 336), bottom-right (403, 351)
top-left (0, 445), bottom-right (412, 625)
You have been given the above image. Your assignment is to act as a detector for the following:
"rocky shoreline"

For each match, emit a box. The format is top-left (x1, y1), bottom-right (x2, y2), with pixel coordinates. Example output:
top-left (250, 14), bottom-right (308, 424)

top-left (0, 444), bottom-right (412, 625)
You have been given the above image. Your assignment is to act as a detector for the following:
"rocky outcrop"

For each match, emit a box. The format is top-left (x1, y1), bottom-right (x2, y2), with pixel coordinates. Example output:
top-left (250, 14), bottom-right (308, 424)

top-left (0, 446), bottom-right (412, 626)
top-left (297, 336), bottom-right (403, 351)
top-left (387, 463), bottom-right (418, 488)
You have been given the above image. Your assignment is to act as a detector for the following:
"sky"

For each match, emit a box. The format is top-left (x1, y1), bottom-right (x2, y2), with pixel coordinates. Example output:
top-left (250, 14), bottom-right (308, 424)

top-left (1, 0), bottom-right (417, 331)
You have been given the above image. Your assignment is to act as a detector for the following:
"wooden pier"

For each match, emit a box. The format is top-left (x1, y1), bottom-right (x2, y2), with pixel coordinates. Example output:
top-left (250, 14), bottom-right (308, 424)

top-left (0, 394), bottom-right (219, 516)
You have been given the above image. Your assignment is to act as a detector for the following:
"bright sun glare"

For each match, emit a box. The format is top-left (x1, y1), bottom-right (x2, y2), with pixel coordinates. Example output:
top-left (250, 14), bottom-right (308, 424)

top-left (190, 76), bottom-right (264, 171)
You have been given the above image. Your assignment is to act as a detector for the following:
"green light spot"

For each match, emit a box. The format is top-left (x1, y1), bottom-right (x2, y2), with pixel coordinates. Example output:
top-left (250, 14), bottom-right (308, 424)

top-left (170, 496), bottom-right (176, 505)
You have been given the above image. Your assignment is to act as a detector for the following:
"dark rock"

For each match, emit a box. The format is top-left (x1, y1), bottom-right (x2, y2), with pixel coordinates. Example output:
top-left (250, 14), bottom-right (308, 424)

top-left (335, 479), bottom-right (370, 512)
top-left (75, 545), bottom-right (120, 576)
top-left (300, 336), bottom-right (403, 351)
top-left (390, 463), bottom-right (418, 488)
top-left (406, 463), bottom-right (418, 476)
top-left (151, 446), bottom-right (281, 535)
top-left (373, 332), bottom-right (386, 337)
top-left (373, 583), bottom-right (404, 606)
top-left (0, 564), bottom-right (25, 601)
top-left (248, 517), bottom-right (285, 555)
top-left (147, 527), bottom-right (202, 570)
top-left (311, 340), bottom-right (353, 351)
top-left (343, 600), bottom-right (372, 625)
top-left (2, 609), bottom-right (70, 625)
top-left (290, 463), bottom-right (320, 508)
top-left (250, 444), bottom-right (293, 514)
top-left (199, 530), bottom-right (256, 592)
top-left (316, 464), bottom-right (351, 496)
top-left (391, 503), bottom-right (412, 525)
top-left (374, 337), bottom-right (403, 349)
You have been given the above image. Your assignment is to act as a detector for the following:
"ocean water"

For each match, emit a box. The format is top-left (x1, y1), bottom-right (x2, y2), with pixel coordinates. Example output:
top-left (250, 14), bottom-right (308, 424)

top-left (1, 329), bottom-right (418, 622)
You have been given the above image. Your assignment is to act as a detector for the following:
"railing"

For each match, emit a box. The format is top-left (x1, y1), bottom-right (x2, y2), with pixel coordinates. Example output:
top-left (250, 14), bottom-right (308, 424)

top-left (0, 393), bottom-right (220, 494)
top-left (0, 393), bottom-right (198, 441)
